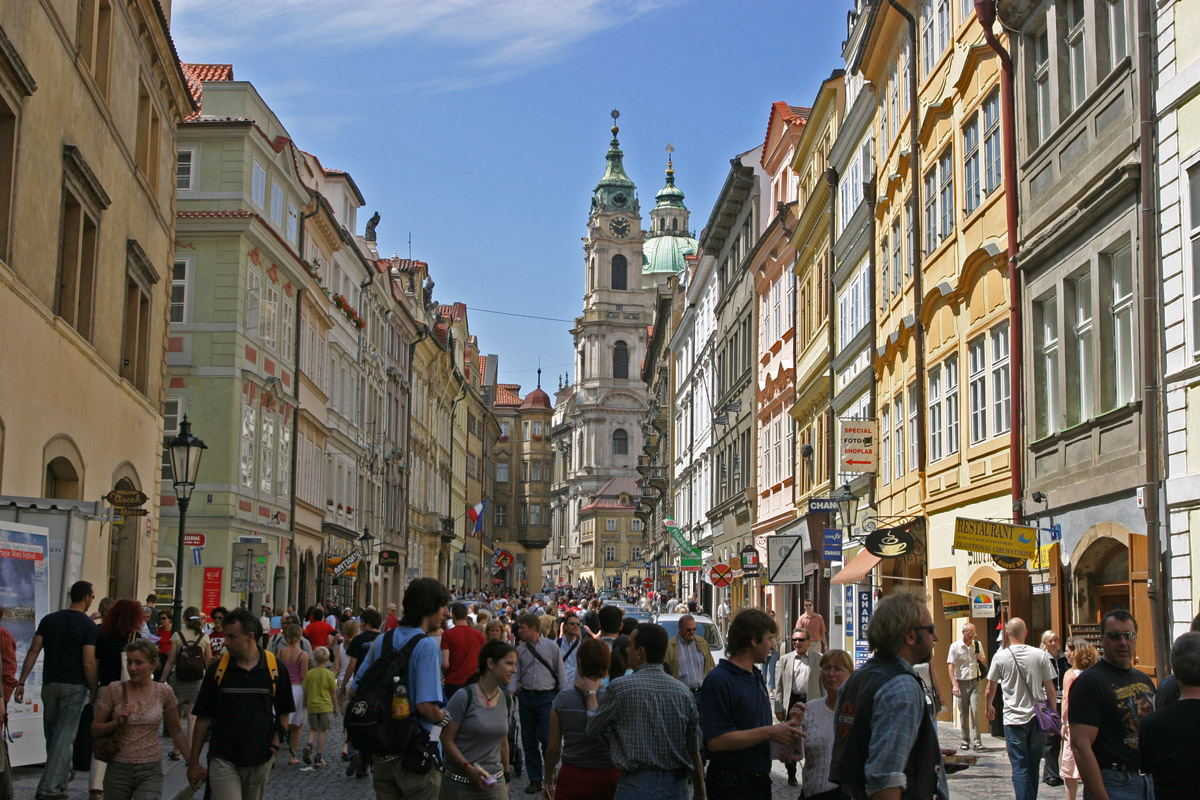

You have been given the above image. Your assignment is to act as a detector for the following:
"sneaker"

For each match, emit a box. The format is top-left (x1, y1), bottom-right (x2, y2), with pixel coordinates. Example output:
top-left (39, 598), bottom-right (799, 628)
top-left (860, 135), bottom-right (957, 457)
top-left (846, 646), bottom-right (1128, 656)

top-left (315, 756), bottom-right (326, 768)
top-left (346, 754), bottom-right (359, 777)
top-left (303, 744), bottom-right (312, 765)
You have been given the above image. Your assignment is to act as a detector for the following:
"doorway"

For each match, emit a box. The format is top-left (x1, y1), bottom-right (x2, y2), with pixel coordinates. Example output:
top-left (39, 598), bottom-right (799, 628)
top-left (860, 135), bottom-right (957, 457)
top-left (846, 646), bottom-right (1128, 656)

top-left (108, 477), bottom-right (142, 600)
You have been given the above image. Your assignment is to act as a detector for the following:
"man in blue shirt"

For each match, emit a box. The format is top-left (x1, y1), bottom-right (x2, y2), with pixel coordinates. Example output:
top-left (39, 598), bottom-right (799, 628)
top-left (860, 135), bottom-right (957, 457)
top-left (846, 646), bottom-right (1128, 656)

top-left (351, 577), bottom-right (450, 800)
top-left (700, 608), bottom-right (803, 800)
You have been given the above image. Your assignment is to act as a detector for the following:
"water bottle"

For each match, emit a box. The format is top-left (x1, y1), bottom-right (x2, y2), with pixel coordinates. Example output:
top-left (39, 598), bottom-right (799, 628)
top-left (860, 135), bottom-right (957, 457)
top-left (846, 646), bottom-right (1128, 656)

top-left (392, 678), bottom-right (410, 719)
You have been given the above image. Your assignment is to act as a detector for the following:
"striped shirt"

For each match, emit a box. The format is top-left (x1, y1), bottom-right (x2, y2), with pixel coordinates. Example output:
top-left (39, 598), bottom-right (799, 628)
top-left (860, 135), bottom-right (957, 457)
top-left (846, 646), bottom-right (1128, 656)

top-left (586, 663), bottom-right (701, 773)
top-left (677, 639), bottom-right (705, 690)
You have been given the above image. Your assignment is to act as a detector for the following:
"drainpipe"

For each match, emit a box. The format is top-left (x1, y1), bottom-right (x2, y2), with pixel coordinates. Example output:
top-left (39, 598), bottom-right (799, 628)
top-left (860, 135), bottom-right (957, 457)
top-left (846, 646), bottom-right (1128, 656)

top-left (826, 167), bottom-right (839, 500)
top-left (887, 0), bottom-right (926, 483)
top-left (975, 1), bottom-right (1023, 525)
top-left (864, 177), bottom-right (878, 510)
top-left (1135, 0), bottom-right (1167, 677)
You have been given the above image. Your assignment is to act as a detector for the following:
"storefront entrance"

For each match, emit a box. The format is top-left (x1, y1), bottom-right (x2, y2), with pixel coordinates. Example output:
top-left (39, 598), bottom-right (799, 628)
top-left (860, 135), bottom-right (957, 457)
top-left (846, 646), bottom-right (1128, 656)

top-left (1069, 525), bottom-right (1154, 673)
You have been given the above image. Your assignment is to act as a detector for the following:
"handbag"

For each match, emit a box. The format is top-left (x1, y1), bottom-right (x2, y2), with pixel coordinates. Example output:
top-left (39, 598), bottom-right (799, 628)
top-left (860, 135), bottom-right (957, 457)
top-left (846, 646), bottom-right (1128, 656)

top-left (1011, 651), bottom-right (1061, 736)
top-left (93, 682), bottom-right (128, 763)
top-left (974, 641), bottom-right (988, 679)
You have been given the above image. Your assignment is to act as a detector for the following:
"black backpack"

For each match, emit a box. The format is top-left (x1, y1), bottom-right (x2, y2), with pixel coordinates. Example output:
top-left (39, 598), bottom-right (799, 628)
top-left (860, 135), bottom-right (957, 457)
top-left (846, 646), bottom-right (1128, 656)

top-left (345, 631), bottom-right (426, 757)
top-left (174, 633), bottom-right (207, 681)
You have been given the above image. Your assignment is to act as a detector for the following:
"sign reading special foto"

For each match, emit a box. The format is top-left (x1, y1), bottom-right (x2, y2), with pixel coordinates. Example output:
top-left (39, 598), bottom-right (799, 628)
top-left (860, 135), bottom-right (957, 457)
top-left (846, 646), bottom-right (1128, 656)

top-left (953, 517), bottom-right (1038, 560)
top-left (839, 419), bottom-right (878, 473)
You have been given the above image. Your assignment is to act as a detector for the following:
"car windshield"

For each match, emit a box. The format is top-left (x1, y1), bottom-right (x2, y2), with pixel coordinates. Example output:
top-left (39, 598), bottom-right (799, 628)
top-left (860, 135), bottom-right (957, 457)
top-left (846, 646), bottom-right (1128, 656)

top-left (658, 618), bottom-right (723, 651)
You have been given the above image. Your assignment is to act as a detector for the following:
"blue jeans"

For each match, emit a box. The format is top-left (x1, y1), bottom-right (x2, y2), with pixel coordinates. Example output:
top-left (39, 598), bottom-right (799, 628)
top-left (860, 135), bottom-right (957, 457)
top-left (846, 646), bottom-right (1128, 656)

top-left (613, 770), bottom-right (690, 800)
top-left (1083, 770), bottom-right (1153, 800)
top-left (1004, 720), bottom-right (1046, 800)
top-left (39, 682), bottom-right (89, 797)
top-left (765, 648), bottom-right (778, 690)
top-left (518, 688), bottom-right (554, 783)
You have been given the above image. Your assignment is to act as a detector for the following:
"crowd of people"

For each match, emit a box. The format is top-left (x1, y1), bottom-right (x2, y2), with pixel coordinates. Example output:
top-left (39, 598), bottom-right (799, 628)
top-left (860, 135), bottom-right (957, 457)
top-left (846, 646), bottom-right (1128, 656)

top-left (1, 579), bottom-right (1198, 800)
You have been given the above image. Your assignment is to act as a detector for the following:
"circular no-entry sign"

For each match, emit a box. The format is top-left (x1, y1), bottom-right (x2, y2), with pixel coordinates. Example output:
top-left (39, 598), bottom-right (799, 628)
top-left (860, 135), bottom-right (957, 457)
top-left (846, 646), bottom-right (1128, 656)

top-left (710, 563), bottom-right (733, 588)
top-left (643, 577), bottom-right (653, 588)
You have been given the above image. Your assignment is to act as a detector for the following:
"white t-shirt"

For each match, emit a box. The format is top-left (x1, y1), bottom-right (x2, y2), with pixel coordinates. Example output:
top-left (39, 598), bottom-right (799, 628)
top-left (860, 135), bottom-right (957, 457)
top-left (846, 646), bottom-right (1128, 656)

top-left (948, 639), bottom-right (984, 681)
top-left (987, 644), bottom-right (1056, 725)
top-left (803, 700), bottom-right (838, 795)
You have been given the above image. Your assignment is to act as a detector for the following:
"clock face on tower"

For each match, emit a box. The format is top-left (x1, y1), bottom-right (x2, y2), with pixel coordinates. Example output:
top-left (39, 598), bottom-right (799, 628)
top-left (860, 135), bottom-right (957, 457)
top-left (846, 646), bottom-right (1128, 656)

top-left (609, 217), bottom-right (631, 238)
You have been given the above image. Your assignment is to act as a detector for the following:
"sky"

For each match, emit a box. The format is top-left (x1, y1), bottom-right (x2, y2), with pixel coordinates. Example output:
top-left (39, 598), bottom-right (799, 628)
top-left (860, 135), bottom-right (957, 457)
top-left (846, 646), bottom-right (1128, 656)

top-left (171, 0), bottom-right (849, 392)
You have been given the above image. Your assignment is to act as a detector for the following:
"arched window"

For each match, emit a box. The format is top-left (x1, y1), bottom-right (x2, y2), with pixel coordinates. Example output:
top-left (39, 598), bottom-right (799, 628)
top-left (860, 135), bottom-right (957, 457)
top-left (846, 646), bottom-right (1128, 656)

top-left (611, 255), bottom-right (627, 291)
top-left (671, 218), bottom-right (678, 231)
top-left (612, 428), bottom-right (629, 455)
top-left (613, 341), bottom-right (629, 380)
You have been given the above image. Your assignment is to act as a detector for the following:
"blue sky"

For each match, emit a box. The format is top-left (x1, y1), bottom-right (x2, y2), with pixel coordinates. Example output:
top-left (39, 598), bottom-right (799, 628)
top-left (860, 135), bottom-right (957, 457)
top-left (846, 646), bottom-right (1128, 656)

top-left (171, 0), bottom-right (848, 390)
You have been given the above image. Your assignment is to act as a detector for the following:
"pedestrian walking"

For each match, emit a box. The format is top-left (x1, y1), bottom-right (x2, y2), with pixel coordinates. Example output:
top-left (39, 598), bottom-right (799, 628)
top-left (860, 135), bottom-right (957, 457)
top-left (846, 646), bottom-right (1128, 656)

top-left (443, 603), bottom-right (486, 700)
top-left (1138, 631), bottom-right (1200, 800)
top-left (582, 622), bottom-right (706, 800)
top-left (543, 638), bottom-right (619, 800)
top-left (510, 611), bottom-right (568, 796)
top-left (557, 613), bottom-right (584, 685)
top-left (764, 610), bottom-right (779, 692)
top-left (828, 589), bottom-right (948, 800)
top-left (14, 580), bottom-right (99, 800)
top-left (188, 607), bottom-right (293, 800)
top-left (340, 608), bottom-right (380, 770)
top-left (88, 598), bottom-right (142, 799)
top-left (304, 608), bottom-right (337, 653)
top-left (946, 622), bottom-right (988, 752)
top-left (1067, 609), bottom-right (1156, 800)
top-left (158, 606), bottom-right (211, 762)
top-left (1059, 636), bottom-right (1098, 800)
top-left (800, 649), bottom-right (853, 800)
top-left (441, 639), bottom-right (518, 799)
top-left (797, 599), bottom-right (828, 653)
top-left (773, 625), bottom-right (823, 787)
top-left (1040, 630), bottom-right (1069, 787)
top-left (984, 617), bottom-right (1058, 800)
top-left (301, 646), bottom-right (338, 767)
top-left (209, 608), bottom-right (229, 658)
top-left (277, 624), bottom-right (308, 764)
top-left (663, 614), bottom-right (714, 693)
top-left (91, 639), bottom-right (196, 800)
top-left (699, 608), bottom-right (803, 800)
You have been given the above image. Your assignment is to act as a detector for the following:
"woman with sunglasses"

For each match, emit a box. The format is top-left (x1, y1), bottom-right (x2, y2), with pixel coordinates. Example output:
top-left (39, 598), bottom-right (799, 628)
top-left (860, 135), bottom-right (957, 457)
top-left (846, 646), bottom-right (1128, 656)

top-left (207, 607), bottom-right (228, 657)
top-left (801, 650), bottom-right (854, 800)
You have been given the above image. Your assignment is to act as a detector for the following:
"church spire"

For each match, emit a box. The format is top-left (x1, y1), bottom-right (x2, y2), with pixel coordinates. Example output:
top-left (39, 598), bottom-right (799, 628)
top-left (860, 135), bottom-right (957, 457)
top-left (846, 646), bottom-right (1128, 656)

top-left (592, 109), bottom-right (635, 214)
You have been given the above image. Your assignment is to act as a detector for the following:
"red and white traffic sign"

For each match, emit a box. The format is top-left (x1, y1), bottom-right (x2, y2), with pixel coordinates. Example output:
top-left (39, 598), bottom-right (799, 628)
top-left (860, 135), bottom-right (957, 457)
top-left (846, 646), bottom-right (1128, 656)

top-left (710, 563), bottom-right (733, 588)
top-left (643, 577), bottom-right (653, 588)
top-left (839, 418), bottom-right (878, 473)
top-left (183, 533), bottom-right (206, 548)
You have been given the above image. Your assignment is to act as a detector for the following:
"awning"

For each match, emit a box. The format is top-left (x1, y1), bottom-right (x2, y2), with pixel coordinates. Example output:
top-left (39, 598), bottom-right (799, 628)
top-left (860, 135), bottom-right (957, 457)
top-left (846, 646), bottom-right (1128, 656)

top-left (831, 550), bottom-right (881, 585)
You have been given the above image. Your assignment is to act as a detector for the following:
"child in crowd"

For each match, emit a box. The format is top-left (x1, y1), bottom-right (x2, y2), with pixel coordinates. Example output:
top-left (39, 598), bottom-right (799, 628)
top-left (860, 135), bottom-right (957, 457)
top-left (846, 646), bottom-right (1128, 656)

top-left (301, 646), bottom-right (339, 767)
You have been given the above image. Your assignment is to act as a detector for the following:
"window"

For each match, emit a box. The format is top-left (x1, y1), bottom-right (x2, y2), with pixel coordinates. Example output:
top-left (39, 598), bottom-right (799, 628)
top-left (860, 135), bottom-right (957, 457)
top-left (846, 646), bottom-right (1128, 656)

top-left (937, 0), bottom-right (951, 53)
top-left (259, 412), bottom-right (274, 494)
top-left (881, 235), bottom-right (890, 307)
top-left (612, 429), bottom-right (628, 455)
top-left (122, 241), bottom-right (158, 395)
top-left (772, 277), bottom-right (782, 342)
top-left (162, 398), bottom-right (180, 481)
top-left (944, 354), bottom-right (960, 455)
top-left (762, 423), bottom-right (773, 487)
top-left (881, 407), bottom-right (891, 483)
top-left (786, 270), bottom-right (795, 330)
top-left (631, 546), bottom-right (642, 561)
top-left (982, 93), bottom-right (1001, 196)
top-left (605, 518), bottom-right (617, 532)
top-left (1105, 244), bottom-right (1135, 409)
top-left (894, 394), bottom-right (905, 478)
top-left (495, 504), bottom-right (507, 527)
top-left (613, 340), bottom-right (629, 380)
top-left (1067, 273), bottom-right (1094, 425)
top-left (773, 418), bottom-right (782, 485)
top-left (287, 202), bottom-right (299, 244)
top-left (924, 167), bottom-right (938, 253)
top-left (929, 366), bottom-right (943, 462)
top-left (58, 147), bottom-right (108, 338)
top-left (77, 0), bottom-right (113, 96)
top-left (939, 149), bottom-right (954, 239)
top-left (1065, 0), bottom-right (1087, 112)
top-left (1036, 293), bottom-right (1060, 437)
top-left (893, 218), bottom-right (903, 294)
top-left (271, 183), bottom-right (284, 225)
top-left (278, 418), bottom-right (291, 498)
top-left (968, 336), bottom-right (988, 444)
top-left (888, 65), bottom-right (899, 144)
top-left (171, 257), bottom-right (189, 323)
top-left (496, 461), bottom-right (509, 483)
top-left (921, 1), bottom-right (936, 77)
top-left (908, 385), bottom-right (918, 471)
top-left (963, 116), bottom-right (981, 216)
top-left (786, 418), bottom-right (795, 479)
top-left (1190, 166), bottom-right (1200, 359)
top-left (246, 267), bottom-right (261, 335)
top-left (177, 149), bottom-right (195, 191)
top-left (1104, 0), bottom-right (1127, 71)
top-left (611, 254), bottom-right (627, 290)
top-left (533, 421), bottom-right (543, 438)
top-left (135, 82), bottom-right (161, 191)
top-left (1031, 24), bottom-right (1052, 147)
top-left (252, 161), bottom-right (266, 207)
top-left (499, 420), bottom-right (509, 438)
top-left (906, 199), bottom-right (915, 275)
top-left (281, 297), bottom-right (295, 363)
top-left (261, 282), bottom-right (278, 350)
top-left (991, 323), bottom-right (1011, 433)
top-left (240, 403), bottom-right (257, 487)
top-left (605, 545), bottom-right (616, 563)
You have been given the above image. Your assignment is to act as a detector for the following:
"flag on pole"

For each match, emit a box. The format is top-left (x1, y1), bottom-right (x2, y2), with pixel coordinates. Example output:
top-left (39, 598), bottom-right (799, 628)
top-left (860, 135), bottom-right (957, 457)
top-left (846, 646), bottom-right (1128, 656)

top-left (467, 499), bottom-right (486, 536)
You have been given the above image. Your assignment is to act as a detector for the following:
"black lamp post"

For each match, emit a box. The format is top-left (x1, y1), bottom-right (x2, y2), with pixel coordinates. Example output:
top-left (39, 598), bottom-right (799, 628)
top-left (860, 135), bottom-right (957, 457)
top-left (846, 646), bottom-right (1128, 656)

top-left (168, 416), bottom-right (207, 638)
top-left (837, 484), bottom-right (859, 536)
top-left (359, 527), bottom-right (375, 609)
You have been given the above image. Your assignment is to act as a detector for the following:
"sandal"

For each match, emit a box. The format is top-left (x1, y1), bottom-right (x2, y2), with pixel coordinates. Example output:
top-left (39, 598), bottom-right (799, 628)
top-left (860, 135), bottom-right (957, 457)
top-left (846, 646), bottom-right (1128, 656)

top-left (973, 742), bottom-right (985, 751)
top-left (959, 743), bottom-right (969, 750)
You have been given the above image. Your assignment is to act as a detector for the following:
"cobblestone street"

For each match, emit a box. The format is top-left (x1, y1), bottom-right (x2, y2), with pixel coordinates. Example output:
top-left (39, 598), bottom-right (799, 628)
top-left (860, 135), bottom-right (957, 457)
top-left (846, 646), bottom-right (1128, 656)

top-left (10, 719), bottom-right (1020, 799)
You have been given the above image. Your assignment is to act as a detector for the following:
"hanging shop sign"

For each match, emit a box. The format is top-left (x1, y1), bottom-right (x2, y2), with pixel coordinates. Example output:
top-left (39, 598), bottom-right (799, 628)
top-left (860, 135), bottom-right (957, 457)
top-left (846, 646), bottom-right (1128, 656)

top-left (766, 534), bottom-right (805, 584)
top-left (377, 549), bottom-right (400, 568)
top-left (863, 527), bottom-right (914, 559)
top-left (953, 518), bottom-right (1037, 560)
top-left (492, 549), bottom-right (515, 571)
top-left (940, 590), bottom-right (971, 619)
top-left (740, 544), bottom-right (760, 576)
top-left (968, 585), bottom-right (998, 618)
top-left (822, 528), bottom-right (843, 562)
top-left (106, 488), bottom-right (148, 508)
top-left (664, 519), bottom-right (702, 557)
top-left (838, 418), bottom-right (878, 473)
top-left (992, 554), bottom-right (1026, 570)
top-left (329, 550), bottom-right (361, 578)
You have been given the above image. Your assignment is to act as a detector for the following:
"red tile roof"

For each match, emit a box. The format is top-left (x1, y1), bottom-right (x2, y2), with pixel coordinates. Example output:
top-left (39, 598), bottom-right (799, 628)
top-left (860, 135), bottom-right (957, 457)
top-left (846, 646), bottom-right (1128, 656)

top-left (180, 63), bottom-right (233, 121)
top-left (582, 477), bottom-right (642, 511)
top-left (761, 101), bottom-right (811, 168)
top-left (495, 384), bottom-right (522, 407)
top-left (438, 302), bottom-right (467, 322)
top-left (177, 209), bottom-right (254, 218)
top-left (478, 355), bottom-right (487, 377)
top-left (519, 387), bottom-right (552, 410)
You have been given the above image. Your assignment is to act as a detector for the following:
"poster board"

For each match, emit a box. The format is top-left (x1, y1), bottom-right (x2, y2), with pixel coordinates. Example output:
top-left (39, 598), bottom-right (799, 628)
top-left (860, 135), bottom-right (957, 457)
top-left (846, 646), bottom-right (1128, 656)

top-left (0, 521), bottom-right (52, 766)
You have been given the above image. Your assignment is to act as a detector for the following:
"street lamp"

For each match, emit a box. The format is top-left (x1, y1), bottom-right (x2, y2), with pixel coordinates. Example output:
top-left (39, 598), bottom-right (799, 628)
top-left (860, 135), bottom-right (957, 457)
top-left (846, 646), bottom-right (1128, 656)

top-left (837, 484), bottom-right (859, 535)
top-left (168, 416), bottom-right (207, 638)
top-left (359, 527), bottom-right (375, 609)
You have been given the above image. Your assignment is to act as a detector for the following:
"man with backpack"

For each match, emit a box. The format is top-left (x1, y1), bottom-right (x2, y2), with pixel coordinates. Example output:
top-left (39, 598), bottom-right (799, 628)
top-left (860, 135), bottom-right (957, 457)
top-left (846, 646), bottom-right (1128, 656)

top-left (349, 577), bottom-right (450, 800)
top-left (188, 607), bottom-right (292, 800)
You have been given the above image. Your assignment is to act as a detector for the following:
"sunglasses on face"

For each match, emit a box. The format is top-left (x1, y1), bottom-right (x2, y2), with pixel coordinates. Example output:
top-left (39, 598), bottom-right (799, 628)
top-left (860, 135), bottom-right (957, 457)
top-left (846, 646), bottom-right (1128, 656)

top-left (681, 627), bottom-right (697, 633)
top-left (1104, 630), bottom-right (1136, 641)
top-left (792, 637), bottom-right (808, 643)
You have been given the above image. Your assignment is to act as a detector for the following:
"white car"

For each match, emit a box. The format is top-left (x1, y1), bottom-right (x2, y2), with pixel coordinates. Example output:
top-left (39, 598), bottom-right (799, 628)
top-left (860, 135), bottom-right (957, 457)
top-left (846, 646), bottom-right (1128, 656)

top-left (653, 613), bottom-right (726, 663)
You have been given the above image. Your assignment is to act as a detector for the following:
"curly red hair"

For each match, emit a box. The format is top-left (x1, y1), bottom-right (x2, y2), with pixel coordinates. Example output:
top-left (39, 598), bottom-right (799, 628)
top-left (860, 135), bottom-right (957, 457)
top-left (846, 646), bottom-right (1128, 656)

top-left (100, 598), bottom-right (144, 639)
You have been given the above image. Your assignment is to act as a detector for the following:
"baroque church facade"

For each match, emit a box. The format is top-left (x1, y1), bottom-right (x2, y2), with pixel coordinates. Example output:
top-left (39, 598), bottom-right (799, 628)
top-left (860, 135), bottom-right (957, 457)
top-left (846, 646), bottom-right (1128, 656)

top-left (550, 116), bottom-right (696, 589)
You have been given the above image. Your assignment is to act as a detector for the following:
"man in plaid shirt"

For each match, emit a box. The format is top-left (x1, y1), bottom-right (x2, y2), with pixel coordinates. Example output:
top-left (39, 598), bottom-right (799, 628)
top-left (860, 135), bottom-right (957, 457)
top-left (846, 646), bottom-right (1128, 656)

top-left (582, 623), bottom-right (706, 800)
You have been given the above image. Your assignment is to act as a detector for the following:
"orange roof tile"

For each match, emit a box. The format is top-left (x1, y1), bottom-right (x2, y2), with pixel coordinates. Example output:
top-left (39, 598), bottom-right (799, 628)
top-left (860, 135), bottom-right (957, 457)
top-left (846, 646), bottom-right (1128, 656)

top-left (761, 101), bottom-right (811, 168)
top-left (438, 302), bottom-right (467, 322)
top-left (180, 63), bottom-right (234, 121)
top-left (582, 477), bottom-right (642, 511)
top-left (495, 384), bottom-right (522, 407)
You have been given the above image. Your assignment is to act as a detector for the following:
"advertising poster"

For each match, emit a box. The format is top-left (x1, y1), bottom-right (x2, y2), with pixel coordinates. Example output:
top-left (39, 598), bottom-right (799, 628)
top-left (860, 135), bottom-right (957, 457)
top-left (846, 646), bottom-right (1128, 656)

top-left (202, 567), bottom-right (223, 615)
top-left (0, 521), bottom-right (51, 766)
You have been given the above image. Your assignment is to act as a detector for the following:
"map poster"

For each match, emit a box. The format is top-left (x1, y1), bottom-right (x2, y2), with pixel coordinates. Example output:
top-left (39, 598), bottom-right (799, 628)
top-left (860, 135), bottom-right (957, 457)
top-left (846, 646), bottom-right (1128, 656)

top-left (0, 521), bottom-right (51, 766)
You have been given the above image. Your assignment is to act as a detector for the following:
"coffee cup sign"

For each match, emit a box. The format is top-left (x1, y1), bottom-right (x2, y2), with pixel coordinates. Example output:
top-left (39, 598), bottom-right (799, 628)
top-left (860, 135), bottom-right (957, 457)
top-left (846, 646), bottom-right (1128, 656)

top-left (839, 418), bottom-right (878, 473)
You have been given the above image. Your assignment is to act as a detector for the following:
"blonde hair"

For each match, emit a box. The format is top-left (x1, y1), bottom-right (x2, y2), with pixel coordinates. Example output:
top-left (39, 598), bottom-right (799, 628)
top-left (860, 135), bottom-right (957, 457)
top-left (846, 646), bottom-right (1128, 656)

top-left (1068, 637), bottom-right (1098, 670)
top-left (313, 646), bottom-right (330, 665)
top-left (819, 648), bottom-right (854, 673)
top-left (1041, 630), bottom-right (1059, 649)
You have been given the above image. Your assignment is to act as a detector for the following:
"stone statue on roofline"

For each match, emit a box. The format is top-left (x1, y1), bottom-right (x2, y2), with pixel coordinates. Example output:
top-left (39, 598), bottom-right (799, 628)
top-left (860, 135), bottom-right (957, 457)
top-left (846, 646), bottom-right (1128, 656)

top-left (364, 211), bottom-right (381, 241)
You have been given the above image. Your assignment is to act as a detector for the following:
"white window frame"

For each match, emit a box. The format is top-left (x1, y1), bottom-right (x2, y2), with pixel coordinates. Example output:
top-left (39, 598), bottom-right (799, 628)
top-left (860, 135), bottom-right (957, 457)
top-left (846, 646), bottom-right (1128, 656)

top-left (1032, 24), bottom-right (1052, 147)
top-left (894, 394), bottom-right (905, 479)
top-left (246, 266), bottom-right (261, 336)
top-left (929, 365), bottom-right (943, 462)
top-left (763, 423), bottom-right (773, 487)
top-left (944, 354), bottom-right (960, 455)
top-left (251, 160), bottom-right (266, 207)
top-left (171, 256), bottom-right (190, 324)
top-left (162, 397), bottom-right (182, 481)
top-left (1188, 164), bottom-right (1200, 360)
top-left (1107, 244), bottom-right (1135, 408)
top-left (1105, 0), bottom-right (1127, 69)
top-left (881, 407), bottom-right (891, 484)
top-left (939, 149), bottom-right (954, 240)
top-left (968, 336), bottom-right (988, 444)
top-left (963, 115), bottom-right (981, 216)
top-left (908, 385), bottom-right (918, 472)
top-left (1037, 293), bottom-right (1061, 438)
top-left (261, 281), bottom-right (278, 350)
top-left (605, 518), bottom-right (617, 532)
top-left (1066, 0), bottom-right (1087, 112)
top-left (281, 296), bottom-right (295, 364)
top-left (287, 202), bottom-right (299, 244)
top-left (277, 416), bottom-right (291, 499)
top-left (983, 91), bottom-right (1002, 194)
top-left (270, 182), bottom-right (284, 226)
top-left (1069, 272), bottom-right (1094, 425)
top-left (240, 403), bottom-right (257, 488)
top-left (991, 323), bottom-right (1011, 434)
top-left (177, 147), bottom-right (196, 191)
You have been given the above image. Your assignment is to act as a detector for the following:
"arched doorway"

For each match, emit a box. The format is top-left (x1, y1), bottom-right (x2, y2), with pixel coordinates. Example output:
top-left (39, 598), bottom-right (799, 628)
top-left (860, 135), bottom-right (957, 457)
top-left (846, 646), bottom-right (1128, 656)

top-left (1075, 537), bottom-right (1130, 622)
top-left (108, 474), bottom-right (143, 599)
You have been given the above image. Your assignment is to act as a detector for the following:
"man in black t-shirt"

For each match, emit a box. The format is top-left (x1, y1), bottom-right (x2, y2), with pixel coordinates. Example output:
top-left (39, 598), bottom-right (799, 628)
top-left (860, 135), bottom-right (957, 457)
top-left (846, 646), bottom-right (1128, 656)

top-left (14, 580), bottom-right (97, 800)
top-left (1139, 632), bottom-right (1200, 799)
top-left (1067, 609), bottom-right (1156, 800)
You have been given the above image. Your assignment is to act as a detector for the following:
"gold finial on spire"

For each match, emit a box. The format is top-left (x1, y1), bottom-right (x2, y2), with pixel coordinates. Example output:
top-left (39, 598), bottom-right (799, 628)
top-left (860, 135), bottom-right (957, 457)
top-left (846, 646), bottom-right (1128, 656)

top-left (611, 108), bottom-right (620, 136)
top-left (665, 142), bottom-right (675, 176)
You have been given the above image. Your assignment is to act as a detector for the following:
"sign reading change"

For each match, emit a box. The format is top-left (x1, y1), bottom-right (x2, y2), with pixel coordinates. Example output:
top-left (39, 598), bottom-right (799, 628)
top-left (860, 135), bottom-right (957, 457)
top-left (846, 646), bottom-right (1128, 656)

top-left (953, 517), bottom-right (1037, 560)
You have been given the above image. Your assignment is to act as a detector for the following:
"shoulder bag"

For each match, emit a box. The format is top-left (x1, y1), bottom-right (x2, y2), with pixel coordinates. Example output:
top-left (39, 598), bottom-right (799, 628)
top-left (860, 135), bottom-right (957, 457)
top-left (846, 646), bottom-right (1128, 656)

top-left (1012, 651), bottom-right (1061, 736)
top-left (93, 682), bottom-right (127, 763)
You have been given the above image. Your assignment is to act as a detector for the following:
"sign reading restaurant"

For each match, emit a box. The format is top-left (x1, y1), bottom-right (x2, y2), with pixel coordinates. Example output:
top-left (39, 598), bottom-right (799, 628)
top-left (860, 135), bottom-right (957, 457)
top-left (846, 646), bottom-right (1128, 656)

top-left (952, 517), bottom-right (1038, 560)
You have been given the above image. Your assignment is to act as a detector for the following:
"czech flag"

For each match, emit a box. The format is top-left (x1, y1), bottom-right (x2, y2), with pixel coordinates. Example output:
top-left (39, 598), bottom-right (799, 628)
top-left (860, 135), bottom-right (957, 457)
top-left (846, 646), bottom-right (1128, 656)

top-left (467, 499), bottom-right (486, 536)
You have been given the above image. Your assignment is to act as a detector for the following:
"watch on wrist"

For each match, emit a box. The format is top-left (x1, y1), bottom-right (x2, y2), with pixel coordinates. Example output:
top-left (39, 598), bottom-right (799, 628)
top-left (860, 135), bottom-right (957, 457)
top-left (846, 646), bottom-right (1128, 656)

top-left (585, 689), bottom-right (597, 696)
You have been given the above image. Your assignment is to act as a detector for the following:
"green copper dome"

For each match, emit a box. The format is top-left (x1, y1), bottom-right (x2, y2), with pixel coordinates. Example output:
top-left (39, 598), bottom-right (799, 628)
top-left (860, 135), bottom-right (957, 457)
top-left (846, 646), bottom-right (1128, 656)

top-left (642, 233), bottom-right (697, 275)
top-left (592, 116), bottom-right (636, 214)
top-left (653, 157), bottom-right (686, 209)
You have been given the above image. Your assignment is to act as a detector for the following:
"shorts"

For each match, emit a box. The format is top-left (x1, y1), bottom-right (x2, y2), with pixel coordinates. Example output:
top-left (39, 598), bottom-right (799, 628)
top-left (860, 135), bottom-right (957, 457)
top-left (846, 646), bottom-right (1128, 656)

top-left (308, 712), bottom-right (333, 731)
top-left (289, 685), bottom-right (307, 728)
